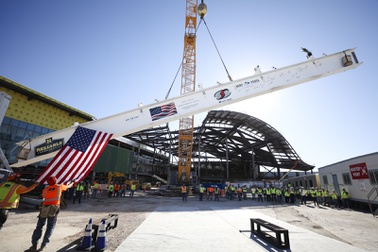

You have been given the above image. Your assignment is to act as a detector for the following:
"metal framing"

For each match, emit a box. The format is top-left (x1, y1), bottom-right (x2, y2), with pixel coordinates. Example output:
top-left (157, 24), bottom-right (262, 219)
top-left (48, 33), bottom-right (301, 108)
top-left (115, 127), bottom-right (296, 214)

top-left (126, 110), bottom-right (314, 182)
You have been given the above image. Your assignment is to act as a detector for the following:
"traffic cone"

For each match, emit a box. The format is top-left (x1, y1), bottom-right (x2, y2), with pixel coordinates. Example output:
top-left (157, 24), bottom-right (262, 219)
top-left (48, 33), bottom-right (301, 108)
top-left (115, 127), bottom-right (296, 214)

top-left (95, 219), bottom-right (107, 251)
top-left (78, 218), bottom-right (94, 251)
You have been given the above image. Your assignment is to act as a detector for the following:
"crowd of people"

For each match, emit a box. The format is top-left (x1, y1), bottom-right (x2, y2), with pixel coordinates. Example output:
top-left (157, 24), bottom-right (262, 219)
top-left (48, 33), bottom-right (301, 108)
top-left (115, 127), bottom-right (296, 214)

top-left (196, 184), bottom-right (351, 209)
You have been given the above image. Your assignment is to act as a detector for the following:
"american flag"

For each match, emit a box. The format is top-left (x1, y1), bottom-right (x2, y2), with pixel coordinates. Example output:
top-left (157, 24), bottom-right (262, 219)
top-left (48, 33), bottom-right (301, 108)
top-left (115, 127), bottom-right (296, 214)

top-left (36, 126), bottom-right (113, 185)
top-left (149, 102), bottom-right (178, 121)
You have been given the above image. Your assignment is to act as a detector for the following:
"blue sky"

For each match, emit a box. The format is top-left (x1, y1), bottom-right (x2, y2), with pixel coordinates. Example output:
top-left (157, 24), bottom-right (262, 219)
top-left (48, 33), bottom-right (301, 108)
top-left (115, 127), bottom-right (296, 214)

top-left (1, 0), bottom-right (377, 169)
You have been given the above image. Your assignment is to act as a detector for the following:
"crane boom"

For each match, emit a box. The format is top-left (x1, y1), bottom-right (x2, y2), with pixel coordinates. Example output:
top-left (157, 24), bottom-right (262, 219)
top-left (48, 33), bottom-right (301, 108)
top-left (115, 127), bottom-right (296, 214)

top-left (177, 0), bottom-right (199, 183)
top-left (11, 49), bottom-right (361, 168)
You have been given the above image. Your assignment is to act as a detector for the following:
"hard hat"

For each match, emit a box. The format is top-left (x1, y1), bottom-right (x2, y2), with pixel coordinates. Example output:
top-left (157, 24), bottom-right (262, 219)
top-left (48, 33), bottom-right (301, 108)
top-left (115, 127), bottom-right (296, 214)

top-left (7, 173), bottom-right (17, 181)
top-left (48, 176), bottom-right (57, 185)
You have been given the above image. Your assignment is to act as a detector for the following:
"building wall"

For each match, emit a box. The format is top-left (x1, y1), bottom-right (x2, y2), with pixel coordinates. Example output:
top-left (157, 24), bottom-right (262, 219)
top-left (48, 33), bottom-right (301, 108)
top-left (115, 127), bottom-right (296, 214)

top-left (0, 86), bottom-right (89, 130)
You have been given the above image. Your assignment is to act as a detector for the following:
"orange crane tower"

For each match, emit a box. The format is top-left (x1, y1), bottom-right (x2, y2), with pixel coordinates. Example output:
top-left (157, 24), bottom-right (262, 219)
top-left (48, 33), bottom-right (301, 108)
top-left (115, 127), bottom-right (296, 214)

top-left (177, 0), bottom-right (207, 184)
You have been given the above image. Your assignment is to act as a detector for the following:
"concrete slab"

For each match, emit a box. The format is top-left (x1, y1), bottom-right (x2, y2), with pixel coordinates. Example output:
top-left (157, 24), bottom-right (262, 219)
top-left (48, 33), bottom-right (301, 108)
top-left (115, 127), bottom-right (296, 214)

top-left (115, 206), bottom-right (366, 252)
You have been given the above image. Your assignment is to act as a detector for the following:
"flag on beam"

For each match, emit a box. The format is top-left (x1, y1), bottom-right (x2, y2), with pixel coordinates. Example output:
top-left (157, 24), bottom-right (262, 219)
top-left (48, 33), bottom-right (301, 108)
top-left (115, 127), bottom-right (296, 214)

top-left (36, 126), bottom-right (113, 185)
top-left (149, 102), bottom-right (178, 121)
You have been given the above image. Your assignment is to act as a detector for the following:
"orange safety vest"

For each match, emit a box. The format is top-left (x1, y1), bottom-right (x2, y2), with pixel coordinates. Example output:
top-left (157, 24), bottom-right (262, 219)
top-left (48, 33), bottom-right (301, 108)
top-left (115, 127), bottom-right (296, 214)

top-left (181, 186), bottom-right (187, 193)
top-left (0, 182), bottom-right (22, 209)
top-left (42, 184), bottom-right (63, 206)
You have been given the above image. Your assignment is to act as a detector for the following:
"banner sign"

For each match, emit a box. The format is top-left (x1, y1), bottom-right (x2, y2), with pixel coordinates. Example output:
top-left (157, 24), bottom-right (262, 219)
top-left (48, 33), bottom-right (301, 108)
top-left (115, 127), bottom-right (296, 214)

top-left (349, 162), bottom-right (369, 180)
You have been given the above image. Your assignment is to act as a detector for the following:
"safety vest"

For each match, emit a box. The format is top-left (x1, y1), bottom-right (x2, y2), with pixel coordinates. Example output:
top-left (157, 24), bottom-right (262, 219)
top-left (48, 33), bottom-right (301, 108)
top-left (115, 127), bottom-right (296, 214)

top-left (0, 182), bottom-right (22, 209)
top-left (76, 184), bottom-right (84, 191)
top-left (276, 189), bottom-right (282, 196)
top-left (214, 187), bottom-right (220, 194)
top-left (131, 184), bottom-right (136, 191)
top-left (331, 193), bottom-right (338, 199)
top-left (341, 191), bottom-right (349, 199)
top-left (181, 186), bottom-right (187, 193)
top-left (108, 184), bottom-right (114, 192)
top-left (93, 183), bottom-right (99, 189)
top-left (199, 187), bottom-right (205, 193)
top-left (42, 184), bottom-right (62, 206)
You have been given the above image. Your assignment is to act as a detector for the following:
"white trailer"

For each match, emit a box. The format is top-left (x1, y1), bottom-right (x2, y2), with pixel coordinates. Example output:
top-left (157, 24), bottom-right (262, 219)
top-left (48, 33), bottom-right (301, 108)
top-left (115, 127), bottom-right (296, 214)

top-left (318, 152), bottom-right (378, 213)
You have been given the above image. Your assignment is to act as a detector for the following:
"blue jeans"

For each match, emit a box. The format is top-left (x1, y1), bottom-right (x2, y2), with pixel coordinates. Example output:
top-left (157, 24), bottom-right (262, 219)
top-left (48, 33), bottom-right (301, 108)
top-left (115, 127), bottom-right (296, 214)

top-left (31, 216), bottom-right (57, 247)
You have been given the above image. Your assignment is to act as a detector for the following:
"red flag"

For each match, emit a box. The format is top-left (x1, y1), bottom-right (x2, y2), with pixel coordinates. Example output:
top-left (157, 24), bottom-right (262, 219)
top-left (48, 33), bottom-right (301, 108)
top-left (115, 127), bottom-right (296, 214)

top-left (36, 126), bottom-right (113, 184)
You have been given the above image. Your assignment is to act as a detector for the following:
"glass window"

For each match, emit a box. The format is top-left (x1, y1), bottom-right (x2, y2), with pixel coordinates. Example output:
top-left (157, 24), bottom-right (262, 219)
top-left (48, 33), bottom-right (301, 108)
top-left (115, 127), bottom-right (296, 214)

top-left (27, 123), bottom-right (35, 131)
top-left (323, 175), bottom-right (328, 185)
top-left (369, 170), bottom-right (378, 185)
top-left (19, 121), bottom-right (27, 129)
top-left (342, 173), bottom-right (352, 185)
top-left (11, 119), bottom-right (19, 127)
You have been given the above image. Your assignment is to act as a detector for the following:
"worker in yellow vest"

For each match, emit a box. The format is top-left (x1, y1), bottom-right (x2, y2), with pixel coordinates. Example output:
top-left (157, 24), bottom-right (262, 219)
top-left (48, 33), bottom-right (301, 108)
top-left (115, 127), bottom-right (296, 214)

top-left (0, 171), bottom-right (38, 230)
top-left (130, 183), bottom-right (136, 198)
top-left (341, 188), bottom-right (350, 209)
top-left (199, 184), bottom-right (205, 201)
top-left (92, 181), bottom-right (99, 198)
top-left (73, 181), bottom-right (84, 204)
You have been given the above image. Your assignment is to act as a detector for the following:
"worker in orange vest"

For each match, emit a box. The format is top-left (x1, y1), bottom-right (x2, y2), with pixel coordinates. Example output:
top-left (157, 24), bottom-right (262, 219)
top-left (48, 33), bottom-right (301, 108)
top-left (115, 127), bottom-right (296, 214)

top-left (0, 171), bottom-right (38, 230)
top-left (181, 184), bottom-right (188, 202)
top-left (29, 176), bottom-right (73, 251)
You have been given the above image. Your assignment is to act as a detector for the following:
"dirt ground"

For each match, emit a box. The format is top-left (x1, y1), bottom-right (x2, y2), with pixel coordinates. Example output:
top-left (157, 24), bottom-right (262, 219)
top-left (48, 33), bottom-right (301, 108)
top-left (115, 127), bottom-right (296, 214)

top-left (1, 191), bottom-right (378, 252)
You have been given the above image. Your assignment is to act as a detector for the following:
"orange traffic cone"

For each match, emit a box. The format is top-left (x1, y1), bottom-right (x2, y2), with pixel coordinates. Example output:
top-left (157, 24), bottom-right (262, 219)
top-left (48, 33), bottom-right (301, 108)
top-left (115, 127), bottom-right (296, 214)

top-left (95, 219), bottom-right (107, 251)
top-left (78, 218), bottom-right (94, 251)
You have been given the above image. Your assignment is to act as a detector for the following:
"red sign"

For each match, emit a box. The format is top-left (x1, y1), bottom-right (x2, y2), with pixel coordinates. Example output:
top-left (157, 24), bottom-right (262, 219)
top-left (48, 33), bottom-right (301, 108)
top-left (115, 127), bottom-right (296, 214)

top-left (349, 162), bottom-right (369, 180)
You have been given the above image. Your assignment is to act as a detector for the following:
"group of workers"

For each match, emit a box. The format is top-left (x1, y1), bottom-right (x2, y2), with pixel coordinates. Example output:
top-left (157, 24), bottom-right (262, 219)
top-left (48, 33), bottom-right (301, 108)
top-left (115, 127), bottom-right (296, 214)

top-left (107, 182), bottom-right (137, 198)
top-left (196, 183), bottom-right (351, 209)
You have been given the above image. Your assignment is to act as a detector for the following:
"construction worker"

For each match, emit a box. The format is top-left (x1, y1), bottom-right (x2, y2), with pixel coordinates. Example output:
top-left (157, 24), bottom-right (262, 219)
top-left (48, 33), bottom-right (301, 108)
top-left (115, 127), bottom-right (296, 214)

top-left (331, 190), bottom-right (339, 208)
top-left (29, 176), bottom-right (73, 251)
top-left (92, 181), bottom-right (99, 198)
top-left (214, 186), bottom-right (220, 201)
top-left (242, 185), bottom-right (248, 200)
top-left (130, 183), bottom-right (136, 198)
top-left (0, 171), bottom-right (38, 230)
top-left (181, 184), bottom-right (188, 202)
top-left (73, 181), bottom-right (84, 204)
top-left (207, 186), bottom-right (214, 200)
top-left (114, 183), bottom-right (120, 197)
top-left (199, 184), bottom-right (205, 201)
top-left (341, 188), bottom-right (350, 209)
top-left (108, 182), bottom-right (114, 198)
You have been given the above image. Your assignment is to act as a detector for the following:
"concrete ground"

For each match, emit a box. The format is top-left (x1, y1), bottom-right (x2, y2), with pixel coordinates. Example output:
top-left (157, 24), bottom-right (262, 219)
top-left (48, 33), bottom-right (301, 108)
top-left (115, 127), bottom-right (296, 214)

top-left (1, 191), bottom-right (377, 252)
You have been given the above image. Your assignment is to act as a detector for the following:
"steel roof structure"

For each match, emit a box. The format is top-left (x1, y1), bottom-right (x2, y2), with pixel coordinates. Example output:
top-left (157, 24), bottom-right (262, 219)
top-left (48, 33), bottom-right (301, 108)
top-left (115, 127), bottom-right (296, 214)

top-left (126, 110), bottom-right (314, 180)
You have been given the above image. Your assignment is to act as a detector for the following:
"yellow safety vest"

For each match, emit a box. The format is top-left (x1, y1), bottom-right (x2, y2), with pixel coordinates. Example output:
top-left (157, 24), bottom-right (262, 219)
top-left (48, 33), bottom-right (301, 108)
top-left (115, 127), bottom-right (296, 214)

top-left (0, 182), bottom-right (22, 209)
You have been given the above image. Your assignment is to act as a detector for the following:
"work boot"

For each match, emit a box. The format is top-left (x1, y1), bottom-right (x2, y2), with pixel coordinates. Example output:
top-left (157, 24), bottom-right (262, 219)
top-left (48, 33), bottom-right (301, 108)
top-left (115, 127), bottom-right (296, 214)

top-left (38, 245), bottom-right (47, 251)
top-left (28, 245), bottom-right (38, 251)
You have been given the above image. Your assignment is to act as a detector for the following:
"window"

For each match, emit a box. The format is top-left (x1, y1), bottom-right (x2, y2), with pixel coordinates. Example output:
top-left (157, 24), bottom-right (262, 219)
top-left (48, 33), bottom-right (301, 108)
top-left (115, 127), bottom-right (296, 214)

top-left (342, 173), bottom-right (352, 185)
top-left (369, 170), bottom-right (378, 185)
top-left (323, 175), bottom-right (328, 185)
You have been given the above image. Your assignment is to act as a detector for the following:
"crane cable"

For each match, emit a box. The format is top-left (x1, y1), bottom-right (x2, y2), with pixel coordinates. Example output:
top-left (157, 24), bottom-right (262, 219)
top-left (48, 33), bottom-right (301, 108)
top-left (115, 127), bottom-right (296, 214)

top-left (165, 18), bottom-right (204, 101)
top-left (202, 17), bottom-right (233, 82)
top-left (165, 16), bottom-right (233, 100)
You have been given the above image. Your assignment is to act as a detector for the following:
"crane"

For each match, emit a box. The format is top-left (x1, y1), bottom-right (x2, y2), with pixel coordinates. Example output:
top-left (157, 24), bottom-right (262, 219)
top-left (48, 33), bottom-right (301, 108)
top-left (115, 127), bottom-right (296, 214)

top-left (177, 0), bottom-right (207, 184)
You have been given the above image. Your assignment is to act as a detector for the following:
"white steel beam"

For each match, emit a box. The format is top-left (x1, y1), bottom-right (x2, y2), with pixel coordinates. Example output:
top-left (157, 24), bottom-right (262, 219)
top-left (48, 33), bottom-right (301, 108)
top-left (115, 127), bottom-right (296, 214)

top-left (11, 48), bottom-right (361, 167)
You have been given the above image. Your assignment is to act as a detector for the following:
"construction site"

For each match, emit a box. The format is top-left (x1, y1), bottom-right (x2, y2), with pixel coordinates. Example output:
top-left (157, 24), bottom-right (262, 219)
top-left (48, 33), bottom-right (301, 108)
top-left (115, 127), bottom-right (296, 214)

top-left (1, 1), bottom-right (378, 251)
